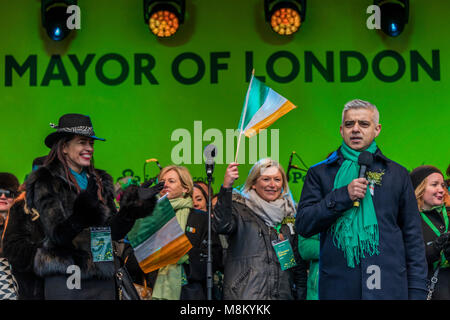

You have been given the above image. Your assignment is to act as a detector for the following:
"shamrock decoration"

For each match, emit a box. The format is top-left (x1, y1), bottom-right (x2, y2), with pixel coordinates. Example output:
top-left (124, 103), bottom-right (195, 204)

top-left (366, 170), bottom-right (385, 186)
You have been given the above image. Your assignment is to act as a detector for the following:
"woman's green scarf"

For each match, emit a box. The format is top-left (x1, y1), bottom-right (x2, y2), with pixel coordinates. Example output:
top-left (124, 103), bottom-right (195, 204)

top-left (152, 196), bottom-right (193, 300)
top-left (330, 141), bottom-right (379, 268)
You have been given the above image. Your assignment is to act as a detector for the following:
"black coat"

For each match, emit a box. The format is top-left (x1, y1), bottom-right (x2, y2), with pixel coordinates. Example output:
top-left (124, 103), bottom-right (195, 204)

top-left (213, 186), bottom-right (307, 300)
top-left (24, 162), bottom-right (137, 281)
top-left (296, 147), bottom-right (428, 300)
top-left (184, 209), bottom-right (223, 279)
top-left (420, 207), bottom-right (450, 300)
top-left (181, 208), bottom-right (223, 299)
top-left (3, 197), bottom-right (45, 299)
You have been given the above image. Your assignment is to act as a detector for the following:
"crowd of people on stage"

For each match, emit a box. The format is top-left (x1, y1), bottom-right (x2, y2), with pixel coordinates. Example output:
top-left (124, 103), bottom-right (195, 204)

top-left (0, 99), bottom-right (449, 300)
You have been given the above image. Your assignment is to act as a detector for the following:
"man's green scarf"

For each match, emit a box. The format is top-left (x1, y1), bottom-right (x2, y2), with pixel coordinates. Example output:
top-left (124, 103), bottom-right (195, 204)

top-left (330, 141), bottom-right (379, 268)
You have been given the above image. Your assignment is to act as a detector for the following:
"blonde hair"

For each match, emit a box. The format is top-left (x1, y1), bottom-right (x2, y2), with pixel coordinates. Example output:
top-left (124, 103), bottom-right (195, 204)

top-left (243, 158), bottom-right (289, 198)
top-left (158, 165), bottom-right (194, 198)
top-left (414, 179), bottom-right (427, 211)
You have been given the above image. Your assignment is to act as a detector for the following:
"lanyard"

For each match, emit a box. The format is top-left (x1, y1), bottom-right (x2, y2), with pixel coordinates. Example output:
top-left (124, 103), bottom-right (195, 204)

top-left (421, 206), bottom-right (449, 268)
top-left (420, 206), bottom-right (448, 237)
top-left (274, 223), bottom-right (285, 241)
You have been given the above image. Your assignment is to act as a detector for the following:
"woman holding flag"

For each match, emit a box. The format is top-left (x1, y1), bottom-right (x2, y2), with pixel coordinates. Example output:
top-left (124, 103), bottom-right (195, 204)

top-left (144, 165), bottom-right (222, 300)
top-left (213, 158), bottom-right (307, 300)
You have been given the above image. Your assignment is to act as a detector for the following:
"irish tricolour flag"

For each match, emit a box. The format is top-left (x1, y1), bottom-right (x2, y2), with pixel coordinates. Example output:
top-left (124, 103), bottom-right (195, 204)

top-left (127, 195), bottom-right (192, 273)
top-left (238, 72), bottom-right (297, 138)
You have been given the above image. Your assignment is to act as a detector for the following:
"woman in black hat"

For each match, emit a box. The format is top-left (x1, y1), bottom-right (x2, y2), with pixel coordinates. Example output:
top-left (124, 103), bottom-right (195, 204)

top-left (24, 113), bottom-right (163, 300)
top-left (410, 165), bottom-right (450, 300)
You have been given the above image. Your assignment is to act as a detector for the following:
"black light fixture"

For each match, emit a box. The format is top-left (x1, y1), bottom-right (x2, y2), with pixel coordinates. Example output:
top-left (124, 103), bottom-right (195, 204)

top-left (264, 0), bottom-right (306, 36)
top-left (375, 0), bottom-right (409, 37)
top-left (41, 0), bottom-right (77, 41)
top-left (143, 0), bottom-right (185, 38)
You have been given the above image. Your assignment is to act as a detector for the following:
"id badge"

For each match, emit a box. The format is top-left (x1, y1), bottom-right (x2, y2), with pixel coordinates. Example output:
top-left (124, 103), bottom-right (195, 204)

top-left (272, 239), bottom-right (297, 271)
top-left (90, 227), bottom-right (114, 262)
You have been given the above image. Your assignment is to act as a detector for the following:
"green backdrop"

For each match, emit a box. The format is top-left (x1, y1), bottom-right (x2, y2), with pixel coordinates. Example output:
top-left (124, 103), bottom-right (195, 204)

top-left (1, 0), bottom-right (449, 201)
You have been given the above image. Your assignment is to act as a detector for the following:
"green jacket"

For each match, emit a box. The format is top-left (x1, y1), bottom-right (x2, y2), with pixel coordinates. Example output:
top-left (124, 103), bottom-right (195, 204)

top-left (298, 234), bottom-right (320, 300)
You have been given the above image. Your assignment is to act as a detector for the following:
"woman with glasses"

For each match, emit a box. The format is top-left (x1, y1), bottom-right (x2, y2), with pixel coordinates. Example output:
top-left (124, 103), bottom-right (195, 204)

top-left (0, 172), bottom-right (20, 300)
top-left (0, 173), bottom-right (19, 218)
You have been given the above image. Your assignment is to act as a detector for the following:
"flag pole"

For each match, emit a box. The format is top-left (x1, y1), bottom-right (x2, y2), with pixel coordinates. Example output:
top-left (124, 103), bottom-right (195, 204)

top-left (235, 69), bottom-right (255, 163)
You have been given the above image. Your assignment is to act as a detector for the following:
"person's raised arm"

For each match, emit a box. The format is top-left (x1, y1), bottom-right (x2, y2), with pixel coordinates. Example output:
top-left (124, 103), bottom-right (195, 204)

top-left (213, 163), bottom-right (239, 235)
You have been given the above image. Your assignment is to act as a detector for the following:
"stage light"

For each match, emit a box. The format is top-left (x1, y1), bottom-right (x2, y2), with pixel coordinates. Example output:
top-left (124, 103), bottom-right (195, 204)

top-left (144, 0), bottom-right (185, 38)
top-left (264, 0), bottom-right (306, 36)
top-left (375, 0), bottom-right (409, 37)
top-left (41, 0), bottom-right (77, 41)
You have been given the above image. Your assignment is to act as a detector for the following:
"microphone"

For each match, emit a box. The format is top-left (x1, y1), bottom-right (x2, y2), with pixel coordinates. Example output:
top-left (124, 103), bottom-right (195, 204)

top-left (146, 158), bottom-right (162, 170)
top-left (286, 151), bottom-right (295, 182)
top-left (353, 151), bottom-right (374, 207)
top-left (289, 151), bottom-right (295, 166)
top-left (143, 158), bottom-right (163, 187)
top-left (204, 144), bottom-right (217, 177)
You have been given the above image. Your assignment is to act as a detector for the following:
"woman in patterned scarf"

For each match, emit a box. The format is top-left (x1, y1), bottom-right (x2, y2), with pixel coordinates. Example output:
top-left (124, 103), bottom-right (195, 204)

top-left (149, 165), bottom-right (223, 300)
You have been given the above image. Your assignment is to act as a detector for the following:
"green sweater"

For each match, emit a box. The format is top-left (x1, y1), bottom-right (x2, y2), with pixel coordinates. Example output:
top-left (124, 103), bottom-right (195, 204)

top-left (298, 234), bottom-right (320, 300)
